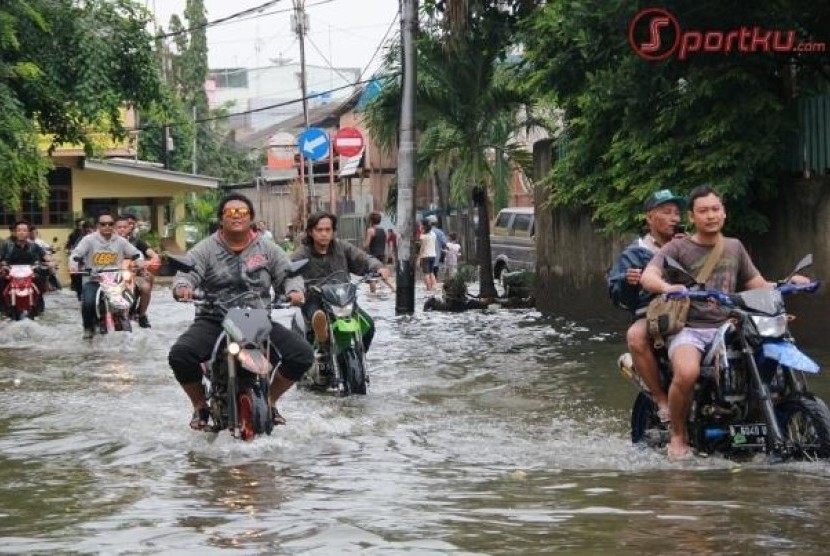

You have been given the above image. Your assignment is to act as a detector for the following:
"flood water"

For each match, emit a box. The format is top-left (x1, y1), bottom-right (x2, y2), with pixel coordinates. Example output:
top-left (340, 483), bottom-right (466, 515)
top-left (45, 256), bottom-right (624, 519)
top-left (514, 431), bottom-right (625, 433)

top-left (1, 283), bottom-right (829, 554)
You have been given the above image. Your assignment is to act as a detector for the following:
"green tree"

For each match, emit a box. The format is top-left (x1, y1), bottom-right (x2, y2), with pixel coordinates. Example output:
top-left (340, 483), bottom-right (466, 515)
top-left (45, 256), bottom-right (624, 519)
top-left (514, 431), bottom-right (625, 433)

top-left (140, 0), bottom-right (259, 184)
top-left (365, 8), bottom-right (538, 298)
top-left (0, 0), bottom-right (162, 211)
top-left (521, 1), bottom-right (830, 233)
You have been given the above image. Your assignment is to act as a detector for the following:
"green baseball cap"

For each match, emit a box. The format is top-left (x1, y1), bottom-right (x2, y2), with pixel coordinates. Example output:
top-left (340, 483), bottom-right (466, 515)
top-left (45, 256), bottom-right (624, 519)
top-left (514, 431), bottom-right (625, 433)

top-left (644, 189), bottom-right (687, 212)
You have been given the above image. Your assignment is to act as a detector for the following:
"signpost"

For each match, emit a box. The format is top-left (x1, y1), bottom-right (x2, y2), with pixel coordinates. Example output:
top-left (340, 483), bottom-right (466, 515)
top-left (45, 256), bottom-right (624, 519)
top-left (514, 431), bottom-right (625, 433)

top-left (333, 126), bottom-right (364, 157)
top-left (297, 127), bottom-right (330, 161)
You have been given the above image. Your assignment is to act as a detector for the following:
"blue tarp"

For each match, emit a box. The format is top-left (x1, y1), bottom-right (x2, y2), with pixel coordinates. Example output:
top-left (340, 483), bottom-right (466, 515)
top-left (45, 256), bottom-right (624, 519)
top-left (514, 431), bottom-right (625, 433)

top-left (355, 78), bottom-right (386, 112)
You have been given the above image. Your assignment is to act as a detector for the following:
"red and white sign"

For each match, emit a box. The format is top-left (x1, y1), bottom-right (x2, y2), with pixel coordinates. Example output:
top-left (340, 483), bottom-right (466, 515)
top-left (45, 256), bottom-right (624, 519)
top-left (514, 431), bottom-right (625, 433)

top-left (333, 126), bottom-right (364, 157)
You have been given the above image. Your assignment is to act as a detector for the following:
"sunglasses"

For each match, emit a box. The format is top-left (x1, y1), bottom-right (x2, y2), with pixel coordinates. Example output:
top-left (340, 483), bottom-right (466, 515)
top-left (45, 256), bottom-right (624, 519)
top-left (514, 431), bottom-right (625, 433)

top-left (98, 221), bottom-right (115, 227)
top-left (223, 207), bottom-right (251, 218)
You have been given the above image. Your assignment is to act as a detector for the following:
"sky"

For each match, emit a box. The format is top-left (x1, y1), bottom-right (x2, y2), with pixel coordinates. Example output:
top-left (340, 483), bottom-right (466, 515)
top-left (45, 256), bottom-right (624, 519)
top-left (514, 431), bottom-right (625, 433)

top-left (146, 0), bottom-right (400, 76)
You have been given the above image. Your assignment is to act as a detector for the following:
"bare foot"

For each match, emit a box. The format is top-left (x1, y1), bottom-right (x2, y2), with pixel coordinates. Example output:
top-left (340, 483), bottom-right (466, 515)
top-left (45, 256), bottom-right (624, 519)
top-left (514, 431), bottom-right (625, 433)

top-left (667, 442), bottom-right (693, 462)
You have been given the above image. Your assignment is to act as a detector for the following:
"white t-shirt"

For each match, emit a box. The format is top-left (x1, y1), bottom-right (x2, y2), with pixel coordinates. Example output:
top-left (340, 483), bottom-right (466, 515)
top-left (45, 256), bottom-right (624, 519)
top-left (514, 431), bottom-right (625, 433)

top-left (419, 230), bottom-right (437, 258)
top-left (444, 242), bottom-right (460, 266)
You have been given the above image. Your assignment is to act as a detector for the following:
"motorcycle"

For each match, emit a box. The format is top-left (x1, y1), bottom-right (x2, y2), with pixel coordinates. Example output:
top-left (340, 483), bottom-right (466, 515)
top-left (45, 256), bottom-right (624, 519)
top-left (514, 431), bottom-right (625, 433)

top-left (170, 254), bottom-right (308, 441)
top-left (1, 264), bottom-right (46, 320)
top-left (622, 254), bottom-right (830, 461)
top-left (303, 271), bottom-right (376, 396)
top-left (81, 266), bottom-right (136, 335)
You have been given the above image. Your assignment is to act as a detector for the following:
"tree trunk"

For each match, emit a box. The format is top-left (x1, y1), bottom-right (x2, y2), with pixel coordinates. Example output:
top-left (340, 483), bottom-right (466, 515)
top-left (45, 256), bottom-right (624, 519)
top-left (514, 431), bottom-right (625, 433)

top-left (473, 186), bottom-right (497, 298)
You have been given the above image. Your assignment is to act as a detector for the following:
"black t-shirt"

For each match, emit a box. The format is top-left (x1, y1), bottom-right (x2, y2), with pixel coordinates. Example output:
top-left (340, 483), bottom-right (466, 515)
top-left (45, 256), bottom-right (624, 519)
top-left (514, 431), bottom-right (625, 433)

top-left (128, 235), bottom-right (152, 258)
top-left (1, 240), bottom-right (46, 265)
top-left (367, 226), bottom-right (387, 259)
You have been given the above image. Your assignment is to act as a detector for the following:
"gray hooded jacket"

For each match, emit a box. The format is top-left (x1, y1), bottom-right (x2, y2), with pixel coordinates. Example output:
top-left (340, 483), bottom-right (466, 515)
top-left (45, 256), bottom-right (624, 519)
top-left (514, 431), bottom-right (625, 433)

top-left (172, 232), bottom-right (303, 321)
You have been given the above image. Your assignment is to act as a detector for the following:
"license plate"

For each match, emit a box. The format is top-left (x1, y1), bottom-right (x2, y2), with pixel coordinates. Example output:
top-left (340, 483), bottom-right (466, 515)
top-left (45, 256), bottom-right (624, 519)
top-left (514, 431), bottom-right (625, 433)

top-left (729, 423), bottom-right (768, 448)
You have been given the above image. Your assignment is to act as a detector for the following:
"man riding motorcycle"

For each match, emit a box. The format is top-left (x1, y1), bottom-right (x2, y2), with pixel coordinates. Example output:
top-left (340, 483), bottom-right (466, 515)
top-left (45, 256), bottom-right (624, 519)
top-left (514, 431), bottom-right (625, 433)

top-left (168, 193), bottom-right (315, 430)
top-left (116, 214), bottom-right (161, 328)
top-left (640, 185), bottom-right (811, 461)
top-left (291, 211), bottom-right (390, 375)
top-left (0, 220), bottom-right (54, 316)
top-left (69, 211), bottom-right (140, 339)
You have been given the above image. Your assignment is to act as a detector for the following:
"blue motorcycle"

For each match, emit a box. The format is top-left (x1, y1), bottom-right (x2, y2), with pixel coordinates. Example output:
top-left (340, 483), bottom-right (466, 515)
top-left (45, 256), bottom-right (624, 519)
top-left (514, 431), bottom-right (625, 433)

top-left (624, 254), bottom-right (830, 461)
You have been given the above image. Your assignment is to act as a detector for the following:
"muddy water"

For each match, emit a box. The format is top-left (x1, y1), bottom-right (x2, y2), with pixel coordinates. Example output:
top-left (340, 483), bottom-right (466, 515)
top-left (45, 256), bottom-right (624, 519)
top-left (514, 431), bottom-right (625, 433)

top-left (1, 286), bottom-right (829, 554)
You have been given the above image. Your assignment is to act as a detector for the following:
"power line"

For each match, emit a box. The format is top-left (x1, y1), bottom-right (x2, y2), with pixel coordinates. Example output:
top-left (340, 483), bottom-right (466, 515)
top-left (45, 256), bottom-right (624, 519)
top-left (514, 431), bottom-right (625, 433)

top-left (133, 73), bottom-right (399, 132)
top-left (305, 34), bottom-right (359, 84)
top-left (155, 0), bottom-right (284, 39)
top-left (357, 8), bottom-right (399, 83)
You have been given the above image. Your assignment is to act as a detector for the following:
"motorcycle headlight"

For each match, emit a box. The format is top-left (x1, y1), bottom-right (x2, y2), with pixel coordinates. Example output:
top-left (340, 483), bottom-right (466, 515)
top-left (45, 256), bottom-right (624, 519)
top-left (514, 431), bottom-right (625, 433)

top-left (227, 342), bottom-right (241, 355)
top-left (331, 303), bottom-right (354, 318)
top-left (751, 315), bottom-right (788, 338)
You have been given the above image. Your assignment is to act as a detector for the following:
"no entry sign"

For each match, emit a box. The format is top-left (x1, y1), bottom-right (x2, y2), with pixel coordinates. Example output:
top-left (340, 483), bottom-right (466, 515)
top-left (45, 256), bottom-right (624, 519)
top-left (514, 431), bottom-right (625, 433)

top-left (333, 127), bottom-right (364, 157)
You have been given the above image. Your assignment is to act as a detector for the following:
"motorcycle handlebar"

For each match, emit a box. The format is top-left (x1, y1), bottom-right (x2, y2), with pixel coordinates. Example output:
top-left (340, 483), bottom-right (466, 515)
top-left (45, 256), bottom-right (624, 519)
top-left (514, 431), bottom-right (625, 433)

top-left (664, 280), bottom-right (822, 305)
top-left (777, 281), bottom-right (821, 295)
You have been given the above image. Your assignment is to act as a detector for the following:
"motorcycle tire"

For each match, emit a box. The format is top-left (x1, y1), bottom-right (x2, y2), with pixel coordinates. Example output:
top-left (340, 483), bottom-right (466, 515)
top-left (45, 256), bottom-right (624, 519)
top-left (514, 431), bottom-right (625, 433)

top-left (340, 347), bottom-right (367, 396)
top-left (630, 392), bottom-right (659, 444)
top-left (253, 383), bottom-right (273, 436)
top-left (238, 391), bottom-right (256, 441)
top-left (775, 396), bottom-right (830, 459)
top-left (237, 386), bottom-right (272, 440)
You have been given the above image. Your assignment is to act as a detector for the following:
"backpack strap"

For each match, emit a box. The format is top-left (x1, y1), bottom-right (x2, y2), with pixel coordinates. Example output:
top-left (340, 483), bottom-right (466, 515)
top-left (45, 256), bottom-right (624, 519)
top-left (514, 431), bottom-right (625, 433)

top-left (695, 236), bottom-right (725, 285)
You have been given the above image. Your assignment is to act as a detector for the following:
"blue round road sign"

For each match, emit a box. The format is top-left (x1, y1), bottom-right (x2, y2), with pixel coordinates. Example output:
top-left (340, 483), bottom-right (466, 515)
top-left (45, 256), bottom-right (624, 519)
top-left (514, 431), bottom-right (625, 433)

top-left (297, 127), bottom-right (330, 161)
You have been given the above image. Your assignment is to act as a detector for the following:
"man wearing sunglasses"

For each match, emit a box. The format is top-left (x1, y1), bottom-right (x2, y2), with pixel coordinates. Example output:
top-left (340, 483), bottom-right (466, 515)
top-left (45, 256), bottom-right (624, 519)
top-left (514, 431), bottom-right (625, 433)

top-left (169, 193), bottom-right (315, 430)
top-left (69, 211), bottom-right (141, 339)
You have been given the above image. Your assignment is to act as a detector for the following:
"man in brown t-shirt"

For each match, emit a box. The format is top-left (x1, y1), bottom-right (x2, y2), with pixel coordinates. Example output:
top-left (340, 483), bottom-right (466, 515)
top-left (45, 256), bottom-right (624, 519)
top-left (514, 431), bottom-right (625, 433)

top-left (641, 186), bottom-right (773, 461)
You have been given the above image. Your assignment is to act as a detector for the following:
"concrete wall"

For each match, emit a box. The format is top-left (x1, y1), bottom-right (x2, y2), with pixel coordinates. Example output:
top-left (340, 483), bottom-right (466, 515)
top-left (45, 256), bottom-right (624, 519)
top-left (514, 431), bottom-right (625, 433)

top-left (742, 178), bottom-right (830, 346)
top-left (533, 139), bottom-right (830, 345)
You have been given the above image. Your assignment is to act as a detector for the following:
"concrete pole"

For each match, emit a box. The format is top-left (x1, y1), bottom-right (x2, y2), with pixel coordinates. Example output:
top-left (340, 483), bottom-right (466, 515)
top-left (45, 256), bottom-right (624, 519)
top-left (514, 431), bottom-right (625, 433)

top-left (395, 0), bottom-right (418, 315)
top-left (294, 0), bottom-right (314, 216)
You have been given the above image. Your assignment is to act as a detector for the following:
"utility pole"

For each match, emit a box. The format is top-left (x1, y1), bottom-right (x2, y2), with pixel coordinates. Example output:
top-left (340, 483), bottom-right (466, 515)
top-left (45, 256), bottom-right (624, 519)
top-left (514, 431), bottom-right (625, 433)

top-left (293, 0), bottom-right (314, 219)
top-left (395, 0), bottom-right (418, 315)
top-left (161, 124), bottom-right (170, 169)
top-left (191, 105), bottom-right (197, 174)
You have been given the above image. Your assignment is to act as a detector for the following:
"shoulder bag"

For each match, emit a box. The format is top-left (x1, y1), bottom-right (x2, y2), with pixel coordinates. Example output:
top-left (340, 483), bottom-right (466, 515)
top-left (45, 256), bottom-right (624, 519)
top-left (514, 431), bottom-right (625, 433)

top-left (646, 237), bottom-right (725, 349)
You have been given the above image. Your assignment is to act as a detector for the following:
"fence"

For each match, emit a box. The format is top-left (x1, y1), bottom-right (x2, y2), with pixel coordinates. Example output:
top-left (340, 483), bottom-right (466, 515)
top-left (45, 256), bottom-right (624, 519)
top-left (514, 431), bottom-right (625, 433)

top-left (790, 94), bottom-right (830, 176)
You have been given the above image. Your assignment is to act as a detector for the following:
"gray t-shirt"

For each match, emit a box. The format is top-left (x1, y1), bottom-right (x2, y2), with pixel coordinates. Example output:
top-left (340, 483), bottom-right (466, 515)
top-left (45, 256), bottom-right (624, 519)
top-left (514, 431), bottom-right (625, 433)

top-left (648, 236), bottom-right (761, 328)
top-left (70, 232), bottom-right (140, 271)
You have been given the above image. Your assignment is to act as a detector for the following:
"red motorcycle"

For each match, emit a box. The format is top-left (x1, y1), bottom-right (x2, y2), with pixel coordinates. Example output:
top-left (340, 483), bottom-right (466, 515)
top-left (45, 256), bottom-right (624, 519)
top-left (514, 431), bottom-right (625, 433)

top-left (1, 265), bottom-right (45, 321)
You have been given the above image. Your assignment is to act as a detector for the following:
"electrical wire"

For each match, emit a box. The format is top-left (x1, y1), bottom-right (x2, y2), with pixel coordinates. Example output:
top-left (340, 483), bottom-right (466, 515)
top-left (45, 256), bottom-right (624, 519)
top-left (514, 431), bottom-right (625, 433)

top-left (133, 73), bottom-right (400, 132)
top-left (356, 8), bottom-right (399, 83)
top-left (305, 35), bottom-right (361, 83)
top-left (155, 0), bottom-right (284, 39)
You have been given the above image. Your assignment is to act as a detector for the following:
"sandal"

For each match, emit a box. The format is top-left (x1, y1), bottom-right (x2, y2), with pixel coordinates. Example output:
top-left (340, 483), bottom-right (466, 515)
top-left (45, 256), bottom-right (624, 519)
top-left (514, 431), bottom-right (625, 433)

top-left (271, 407), bottom-right (287, 426)
top-left (190, 407), bottom-right (211, 431)
top-left (657, 405), bottom-right (671, 424)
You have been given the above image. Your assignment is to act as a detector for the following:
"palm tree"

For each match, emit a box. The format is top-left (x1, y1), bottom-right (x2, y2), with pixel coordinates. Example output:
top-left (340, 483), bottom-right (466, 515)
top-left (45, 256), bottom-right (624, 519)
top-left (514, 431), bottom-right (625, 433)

top-left (365, 18), bottom-right (537, 298)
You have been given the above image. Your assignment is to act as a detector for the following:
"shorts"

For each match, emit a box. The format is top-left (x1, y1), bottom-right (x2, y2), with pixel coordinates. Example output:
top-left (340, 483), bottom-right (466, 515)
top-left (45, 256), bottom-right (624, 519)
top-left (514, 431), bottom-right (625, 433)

top-left (668, 327), bottom-right (720, 359)
top-left (420, 257), bottom-right (435, 274)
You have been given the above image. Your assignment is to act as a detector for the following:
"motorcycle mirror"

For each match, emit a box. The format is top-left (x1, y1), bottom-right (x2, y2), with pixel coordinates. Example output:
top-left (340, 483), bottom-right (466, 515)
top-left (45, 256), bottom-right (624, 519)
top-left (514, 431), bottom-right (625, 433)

top-left (664, 256), bottom-right (702, 288)
top-left (287, 258), bottom-right (308, 275)
top-left (166, 253), bottom-right (196, 273)
top-left (664, 256), bottom-right (694, 279)
top-left (784, 253), bottom-right (813, 283)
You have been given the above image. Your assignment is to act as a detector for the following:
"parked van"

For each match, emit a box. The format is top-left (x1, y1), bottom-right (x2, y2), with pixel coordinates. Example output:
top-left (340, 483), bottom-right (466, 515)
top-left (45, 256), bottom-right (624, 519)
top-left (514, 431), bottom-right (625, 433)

top-left (490, 207), bottom-right (536, 279)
